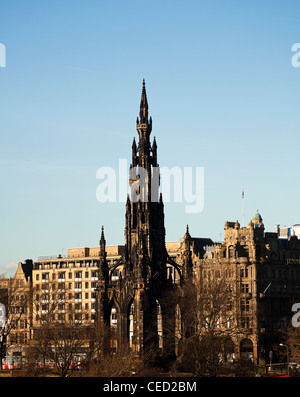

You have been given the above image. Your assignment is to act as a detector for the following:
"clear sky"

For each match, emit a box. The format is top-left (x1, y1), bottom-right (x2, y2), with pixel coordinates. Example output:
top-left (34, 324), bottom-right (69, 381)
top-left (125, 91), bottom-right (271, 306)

top-left (1, 0), bottom-right (300, 276)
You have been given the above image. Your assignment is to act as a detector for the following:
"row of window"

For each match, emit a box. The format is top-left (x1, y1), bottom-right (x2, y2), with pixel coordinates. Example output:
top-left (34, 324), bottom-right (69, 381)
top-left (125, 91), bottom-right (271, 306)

top-left (36, 258), bottom-right (118, 270)
top-left (37, 270), bottom-right (99, 281)
top-left (35, 313), bottom-right (96, 322)
top-left (36, 302), bottom-right (96, 311)
top-left (202, 267), bottom-right (251, 279)
top-left (11, 319), bottom-right (28, 329)
top-left (258, 283), bottom-right (300, 294)
top-left (35, 281), bottom-right (98, 291)
top-left (35, 292), bottom-right (97, 301)
top-left (9, 332), bottom-right (28, 344)
top-left (258, 268), bottom-right (300, 280)
top-left (35, 261), bottom-right (99, 270)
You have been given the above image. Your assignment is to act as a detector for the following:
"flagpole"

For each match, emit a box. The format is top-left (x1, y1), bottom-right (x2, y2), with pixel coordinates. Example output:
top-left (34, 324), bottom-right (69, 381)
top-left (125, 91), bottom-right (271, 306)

top-left (242, 189), bottom-right (245, 227)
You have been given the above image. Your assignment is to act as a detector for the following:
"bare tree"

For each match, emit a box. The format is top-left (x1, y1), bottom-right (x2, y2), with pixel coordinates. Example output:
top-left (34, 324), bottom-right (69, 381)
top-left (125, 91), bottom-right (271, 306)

top-left (161, 272), bottom-right (245, 376)
top-left (29, 282), bottom-right (99, 377)
top-left (33, 319), bottom-right (94, 377)
top-left (281, 325), bottom-right (300, 376)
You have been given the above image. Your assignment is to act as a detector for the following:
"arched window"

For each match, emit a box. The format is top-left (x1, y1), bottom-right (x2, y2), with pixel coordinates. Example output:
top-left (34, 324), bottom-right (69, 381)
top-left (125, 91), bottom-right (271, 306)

top-left (240, 338), bottom-right (253, 359)
top-left (224, 339), bottom-right (235, 362)
top-left (110, 304), bottom-right (118, 332)
top-left (240, 245), bottom-right (249, 258)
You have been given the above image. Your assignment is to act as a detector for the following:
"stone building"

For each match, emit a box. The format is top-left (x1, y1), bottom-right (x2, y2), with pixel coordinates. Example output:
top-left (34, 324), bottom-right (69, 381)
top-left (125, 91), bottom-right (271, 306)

top-left (186, 211), bottom-right (300, 362)
top-left (3, 81), bottom-right (300, 366)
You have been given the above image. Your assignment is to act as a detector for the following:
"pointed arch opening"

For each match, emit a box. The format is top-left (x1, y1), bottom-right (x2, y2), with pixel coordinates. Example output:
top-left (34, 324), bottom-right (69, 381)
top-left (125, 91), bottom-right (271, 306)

top-left (128, 300), bottom-right (135, 348)
top-left (107, 298), bottom-right (120, 353)
top-left (156, 300), bottom-right (163, 350)
top-left (175, 303), bottom-right (182, 356)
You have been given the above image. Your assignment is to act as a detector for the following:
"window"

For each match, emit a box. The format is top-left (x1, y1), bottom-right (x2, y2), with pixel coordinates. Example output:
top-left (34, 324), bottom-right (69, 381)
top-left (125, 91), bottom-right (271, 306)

top-left (241, 283), bottom-right (249, 293)
top-left (241, 316), bottom-right (251, 328)
top-left (58, 313), bottom-right (65, 322)
top-left (42, 293), bottom-right (49, 301)
top-left (58, 272), bottom-right (65, 280)
top-left (241, 299), bottom-right (250, 312)
top-left (240, 245), bottom-right (249, 258)
top-left (19, 319), bottom-right (27, 329)
top-left (42, 273), bottom-right (49, 281)
top-left (111, 306), bottom-right (118, 330)
top-left (58, 282), bottom-right (65, 291)
top-left (75, 313), bottom-right (82, 322)
top-left (240, 268), bottom-right (248, 278)
top-left (226, 299), bottom-right (232, 311)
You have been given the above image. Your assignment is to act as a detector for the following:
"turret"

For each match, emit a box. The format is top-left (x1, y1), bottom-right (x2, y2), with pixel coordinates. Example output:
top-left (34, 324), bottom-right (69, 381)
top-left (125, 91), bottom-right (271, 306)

top-left (99, 226), bottom-right (108, 281)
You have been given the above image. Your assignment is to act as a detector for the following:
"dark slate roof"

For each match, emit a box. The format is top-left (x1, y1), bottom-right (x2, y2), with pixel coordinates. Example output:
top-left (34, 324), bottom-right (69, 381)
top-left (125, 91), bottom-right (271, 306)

top-left (191, 238), bottom-right (214, 258)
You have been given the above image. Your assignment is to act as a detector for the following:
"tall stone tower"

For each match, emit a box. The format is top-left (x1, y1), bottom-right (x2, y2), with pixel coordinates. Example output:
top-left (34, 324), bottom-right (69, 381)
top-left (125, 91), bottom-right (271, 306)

top-left (97, 80), bottom-right (169, 355)
top-left (125, 79), bottom-right (167, 291)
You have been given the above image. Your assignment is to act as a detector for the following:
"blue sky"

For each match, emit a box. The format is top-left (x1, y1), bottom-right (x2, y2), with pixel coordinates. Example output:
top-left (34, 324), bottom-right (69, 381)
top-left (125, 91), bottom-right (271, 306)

top-left (1, 0), bottom-right (300, 275)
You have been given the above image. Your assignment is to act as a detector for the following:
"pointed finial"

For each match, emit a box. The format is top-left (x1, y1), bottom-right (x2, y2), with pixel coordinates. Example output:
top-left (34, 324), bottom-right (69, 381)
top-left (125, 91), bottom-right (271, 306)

top-left (152, 136), bottom-right (157, 152)
top-left (139, 78), bottom-right (148, 123)
top-left (100, 225), bottom-right (105, 241)
top-left (184, 224), bottom-right (191, 240)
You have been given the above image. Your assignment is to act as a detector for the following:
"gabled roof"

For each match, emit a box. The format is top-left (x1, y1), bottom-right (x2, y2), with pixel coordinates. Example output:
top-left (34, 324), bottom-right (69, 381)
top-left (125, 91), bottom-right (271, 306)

top-left (15, 260), bottom-right (33, 282)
